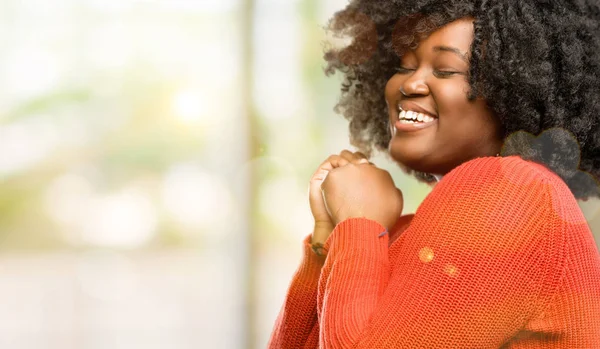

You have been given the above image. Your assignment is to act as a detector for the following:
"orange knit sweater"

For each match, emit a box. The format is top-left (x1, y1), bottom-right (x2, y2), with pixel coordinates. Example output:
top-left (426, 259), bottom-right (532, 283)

top-left (268, 156), bottom-right (600, 348)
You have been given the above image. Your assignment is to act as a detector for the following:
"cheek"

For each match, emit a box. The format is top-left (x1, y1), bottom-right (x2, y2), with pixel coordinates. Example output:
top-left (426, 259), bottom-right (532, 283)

top-left (435, 81), bottom-right (472, 114)
top-left (435, 83), bottom-right (498, 136)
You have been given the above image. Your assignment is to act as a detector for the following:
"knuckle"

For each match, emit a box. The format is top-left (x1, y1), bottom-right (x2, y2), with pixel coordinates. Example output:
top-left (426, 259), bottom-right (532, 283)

top-left (323, 155), bottom-right (338, 165)
top-left (379, 168), bottom-right (391, 177)
top-left (340, 150), bottom-right (353, 158)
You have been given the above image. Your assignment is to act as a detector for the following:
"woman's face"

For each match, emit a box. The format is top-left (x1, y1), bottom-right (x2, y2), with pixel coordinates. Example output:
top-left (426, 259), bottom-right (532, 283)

top-left (385, 17), bottom-right (503, 175)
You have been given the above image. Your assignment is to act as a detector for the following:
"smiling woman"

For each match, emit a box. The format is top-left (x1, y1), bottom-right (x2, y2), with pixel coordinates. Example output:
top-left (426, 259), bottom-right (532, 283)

top-left (324, 2), bottom-right (600, 197)
top-left (268, 0), bottom-right (600, 348)
top-left (386, 18), bottom-right (503, 176)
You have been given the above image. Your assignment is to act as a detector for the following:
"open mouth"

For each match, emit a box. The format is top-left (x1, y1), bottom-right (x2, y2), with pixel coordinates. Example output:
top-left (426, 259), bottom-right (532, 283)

top-left (398, 108), bottom-right (437, 124)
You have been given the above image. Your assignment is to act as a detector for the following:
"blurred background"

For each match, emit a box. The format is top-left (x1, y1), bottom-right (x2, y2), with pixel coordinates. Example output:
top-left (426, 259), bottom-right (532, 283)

top-left (0, 0), bottom-right (598, 348)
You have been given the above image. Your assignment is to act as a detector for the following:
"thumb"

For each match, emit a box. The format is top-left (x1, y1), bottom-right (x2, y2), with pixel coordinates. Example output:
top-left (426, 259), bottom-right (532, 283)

top-left (395, 187), bottom-right (404, 211)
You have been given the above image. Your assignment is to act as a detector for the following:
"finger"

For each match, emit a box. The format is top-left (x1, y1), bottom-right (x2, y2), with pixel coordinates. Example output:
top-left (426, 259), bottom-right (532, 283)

top-left (396, 187), bottom-right (404, 201)
top-left (311, 168), bottom-right (329, 182)
top-left (348, 150), bottom-right (370, 165)
top-left (311, 156), bottom-right (346, 181)
top-left (353, 151), bottom-right (368, 160)
top-left (330, 155), bottom-right (350, 168)
top-left (320, 155), bottom-right (349, 171)
top-left (339, 149), bottom-right (355, 163)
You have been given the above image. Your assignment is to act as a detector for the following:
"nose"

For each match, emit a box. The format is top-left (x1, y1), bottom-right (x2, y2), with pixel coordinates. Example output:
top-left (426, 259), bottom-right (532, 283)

top-left (400, 71), bottom-right (430, 97)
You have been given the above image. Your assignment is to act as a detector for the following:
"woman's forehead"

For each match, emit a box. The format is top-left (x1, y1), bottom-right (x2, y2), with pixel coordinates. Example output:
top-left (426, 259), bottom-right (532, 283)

top-left (415, 18), bottom-right (474, 54)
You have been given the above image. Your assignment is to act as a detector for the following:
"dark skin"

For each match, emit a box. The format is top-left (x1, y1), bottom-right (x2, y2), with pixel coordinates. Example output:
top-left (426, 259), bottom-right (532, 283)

top-left (310, 18), bottom-right (504, 244)
top-left (386, 17), bottom-right (503, 174)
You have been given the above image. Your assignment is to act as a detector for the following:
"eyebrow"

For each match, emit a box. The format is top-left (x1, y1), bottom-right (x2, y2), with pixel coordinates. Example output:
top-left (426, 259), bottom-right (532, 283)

top-left (433, 46), bottom-right (468, 62)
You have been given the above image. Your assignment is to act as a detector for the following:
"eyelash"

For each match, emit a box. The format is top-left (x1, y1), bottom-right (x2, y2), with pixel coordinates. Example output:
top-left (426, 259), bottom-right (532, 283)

top-left (395, 66), bottom-right (460, 78)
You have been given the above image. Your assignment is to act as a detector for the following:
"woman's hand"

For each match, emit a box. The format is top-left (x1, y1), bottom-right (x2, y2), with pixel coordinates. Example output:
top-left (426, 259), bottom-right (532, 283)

top-left (321, 160), bottom-right (403, 231)
top-left (309, 150), bottom-right (369, 244)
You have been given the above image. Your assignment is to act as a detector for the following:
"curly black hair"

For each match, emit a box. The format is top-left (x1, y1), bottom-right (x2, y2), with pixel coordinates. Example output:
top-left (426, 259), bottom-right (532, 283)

top-left (323, 0), bottom-right (600, 199)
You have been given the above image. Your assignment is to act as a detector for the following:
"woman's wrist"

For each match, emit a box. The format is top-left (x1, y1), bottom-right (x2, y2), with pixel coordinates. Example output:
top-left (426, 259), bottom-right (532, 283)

top-left (311, 221), bottom-right (334, 256)
top-left (312, 221), bottom-right (334, 243)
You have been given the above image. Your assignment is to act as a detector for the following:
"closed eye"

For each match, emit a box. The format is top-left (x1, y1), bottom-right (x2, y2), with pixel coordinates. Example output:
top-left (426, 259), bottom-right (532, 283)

top-left (395, 67), bottom-right (415, 74)
top-left (433, 70), bottom-right (462, 78)
top-left (396, 67), bottom-right (463, 78)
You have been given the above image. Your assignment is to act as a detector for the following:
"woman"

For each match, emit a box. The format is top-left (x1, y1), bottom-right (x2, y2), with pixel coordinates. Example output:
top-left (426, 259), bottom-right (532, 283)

top-left (269, 1), bottom-right (600, 347)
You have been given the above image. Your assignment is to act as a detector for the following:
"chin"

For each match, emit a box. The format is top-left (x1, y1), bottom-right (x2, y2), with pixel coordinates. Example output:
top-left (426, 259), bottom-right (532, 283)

top-left (389, 154), bottom-right (439, 185)
top-left (389, 143), bottom-right (436, 173)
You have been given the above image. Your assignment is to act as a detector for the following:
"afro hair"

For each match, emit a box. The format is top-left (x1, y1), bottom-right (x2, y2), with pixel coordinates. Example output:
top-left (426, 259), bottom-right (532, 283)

top-left (323, 0), bottom-right (600, 199)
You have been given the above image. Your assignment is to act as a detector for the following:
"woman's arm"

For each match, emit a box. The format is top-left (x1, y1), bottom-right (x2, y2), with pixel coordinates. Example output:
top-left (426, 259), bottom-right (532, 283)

top-left (267, 233), bottom-right (325, 349)
top-left (267, 215), bottom-right (414, 349)
top-left (317, 156), bottom-right (565, 348)
top-left (268, 150), bottom-right (373, 348)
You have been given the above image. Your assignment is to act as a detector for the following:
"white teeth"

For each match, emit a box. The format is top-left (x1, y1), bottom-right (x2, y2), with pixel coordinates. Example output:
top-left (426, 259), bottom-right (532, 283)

top-left (398, 109), bottom-right (436, 123)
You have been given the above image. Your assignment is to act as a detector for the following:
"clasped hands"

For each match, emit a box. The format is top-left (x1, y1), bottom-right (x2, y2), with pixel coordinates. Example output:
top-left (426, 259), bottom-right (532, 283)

top-left (309, 150), bottom-right (404, 245)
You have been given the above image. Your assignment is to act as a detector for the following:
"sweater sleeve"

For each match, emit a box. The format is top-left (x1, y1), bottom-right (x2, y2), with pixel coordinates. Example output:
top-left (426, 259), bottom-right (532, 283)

top-left (267, 233), bottom-right (325, 349)
top-left (317, 156), bottom-right (564, 348)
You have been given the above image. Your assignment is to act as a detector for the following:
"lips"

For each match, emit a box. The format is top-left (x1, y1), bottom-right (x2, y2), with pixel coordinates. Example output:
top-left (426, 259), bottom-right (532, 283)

top-left (391, 101), bottom-right (438, 133)
top-left (397, 101), bottom-right (438, 119)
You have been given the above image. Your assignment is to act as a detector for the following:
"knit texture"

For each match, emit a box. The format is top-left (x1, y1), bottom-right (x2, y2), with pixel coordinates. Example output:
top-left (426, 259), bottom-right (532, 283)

top-left (267, 155), bottom-right (600, 348)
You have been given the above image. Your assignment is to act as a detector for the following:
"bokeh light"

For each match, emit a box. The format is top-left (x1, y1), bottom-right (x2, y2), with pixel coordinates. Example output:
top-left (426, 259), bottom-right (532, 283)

top-left (0, 118), bottom-right (60, 176)
top-left (162, 163), bottom-right (233, 233)
top-left (172, 88), bottom-right (207, 123)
